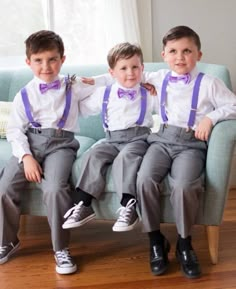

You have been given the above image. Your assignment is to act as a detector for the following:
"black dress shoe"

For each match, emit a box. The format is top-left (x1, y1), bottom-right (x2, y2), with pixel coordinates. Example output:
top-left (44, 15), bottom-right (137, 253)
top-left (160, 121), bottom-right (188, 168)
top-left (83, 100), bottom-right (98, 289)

top-left (176, 246), bottom-right (201, 278)
top-left (150, 238), bottom-right (170, 275)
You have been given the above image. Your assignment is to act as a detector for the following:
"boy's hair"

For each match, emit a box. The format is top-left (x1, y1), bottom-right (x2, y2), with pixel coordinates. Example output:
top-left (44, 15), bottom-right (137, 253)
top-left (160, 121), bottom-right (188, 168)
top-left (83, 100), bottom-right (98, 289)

top-left (162, 26), bottom-right (201, 50)
top-left (25, 30), bottom-right (64, 59)
top-left (107, 42), bottom-right (143, 69)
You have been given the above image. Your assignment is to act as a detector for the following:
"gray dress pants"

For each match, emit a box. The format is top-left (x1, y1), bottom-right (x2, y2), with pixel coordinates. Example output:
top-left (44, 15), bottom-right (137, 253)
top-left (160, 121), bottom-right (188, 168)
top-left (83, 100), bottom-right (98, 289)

top-left (0, 129), bottom-right (79, 251)
top-left (137, 125), bottom-right (207, 238)
top-left (77, 126), bottom-right (150, 201)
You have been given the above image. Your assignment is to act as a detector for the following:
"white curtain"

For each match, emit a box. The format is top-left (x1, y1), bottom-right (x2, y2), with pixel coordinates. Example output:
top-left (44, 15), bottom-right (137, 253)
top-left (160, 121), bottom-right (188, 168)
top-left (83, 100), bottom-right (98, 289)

top-left (137, 0), bottom-right (153, 61)
top-left (0, 0), bottom-right (153, 67)
top-left (104, 0), bottom-right (141, 48)
top-left (52, 0), bottom-right (153, 64)
top-left (104, 0), bottom-right (153, 62)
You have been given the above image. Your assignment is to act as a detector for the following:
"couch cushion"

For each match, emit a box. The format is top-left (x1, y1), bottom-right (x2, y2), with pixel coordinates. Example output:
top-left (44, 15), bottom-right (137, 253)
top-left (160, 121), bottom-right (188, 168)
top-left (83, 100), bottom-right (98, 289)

top-left (78, 115), bottom-right (105, 141)
top-left (0, 139), bottom-right (12, 169)
top-left (0, 101), bottom-right (12, 139)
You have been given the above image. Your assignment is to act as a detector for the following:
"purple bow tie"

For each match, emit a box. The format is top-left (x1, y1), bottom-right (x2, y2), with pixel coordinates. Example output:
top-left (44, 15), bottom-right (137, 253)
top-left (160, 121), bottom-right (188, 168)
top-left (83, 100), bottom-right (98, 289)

top-left (39, 80), bottom-right (61, 94)
top-left (117, 88), bottom-right (137, 100)
top-left (168, 73), bottom-right (191, 84)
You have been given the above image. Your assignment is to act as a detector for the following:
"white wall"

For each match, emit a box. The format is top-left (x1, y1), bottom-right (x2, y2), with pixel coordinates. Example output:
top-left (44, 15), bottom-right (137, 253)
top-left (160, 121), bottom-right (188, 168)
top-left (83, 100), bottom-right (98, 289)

top-left (151, 0), bottom-right (236, 92)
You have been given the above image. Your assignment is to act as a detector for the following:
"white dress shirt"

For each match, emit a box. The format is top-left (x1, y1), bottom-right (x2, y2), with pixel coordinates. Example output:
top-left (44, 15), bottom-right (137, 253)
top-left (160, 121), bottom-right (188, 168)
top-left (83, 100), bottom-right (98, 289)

top-left (7, 74), bottom-right (109, 161)
top-left (143, 67), bottom-right (236, 129)
top-left (80, 82), bottom-right (158, 131)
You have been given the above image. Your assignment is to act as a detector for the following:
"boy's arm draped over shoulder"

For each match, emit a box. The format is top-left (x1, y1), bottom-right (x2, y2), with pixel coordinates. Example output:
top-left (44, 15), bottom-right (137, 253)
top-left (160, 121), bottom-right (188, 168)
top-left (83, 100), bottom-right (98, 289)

top-left (79, 86), bottom-right (106, 117)
top-left (142, 69), bottom-right (169, 87)
top-left (73, 73), bottom-right (113, 118)
top-left (79, 73), bottom-right (114, 93)
top-left (74, 73), bottom-right (114, 101)
top-left (93, 73), bottom-right (114, 86)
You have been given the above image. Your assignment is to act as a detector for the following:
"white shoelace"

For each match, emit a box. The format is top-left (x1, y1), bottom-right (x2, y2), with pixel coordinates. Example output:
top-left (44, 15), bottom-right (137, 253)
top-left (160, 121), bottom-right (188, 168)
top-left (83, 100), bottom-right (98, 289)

top-left (55, 248), bottom-right (72, 264)
top-left (0, 246), bottom-right (8, 254)
top-left (116, 198), bottom-right (136, 222)
top-left (64, 201), bottom-right (84, 219)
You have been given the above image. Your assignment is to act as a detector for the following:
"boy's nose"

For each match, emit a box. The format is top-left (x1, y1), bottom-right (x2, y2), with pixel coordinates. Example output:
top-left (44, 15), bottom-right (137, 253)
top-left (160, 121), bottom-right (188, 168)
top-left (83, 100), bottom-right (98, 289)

top-left (176, 52), bottom-right (184, 59)
top-left (127, 68), bottom-right (134, 75)
top-left (42, 61), bottom-right (50, 69)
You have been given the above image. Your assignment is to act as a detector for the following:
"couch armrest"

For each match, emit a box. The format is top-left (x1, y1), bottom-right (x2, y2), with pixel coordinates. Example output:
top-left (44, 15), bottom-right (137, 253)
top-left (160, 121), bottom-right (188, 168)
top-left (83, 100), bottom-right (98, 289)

top-left (204, 120), bottom-right (236, 224)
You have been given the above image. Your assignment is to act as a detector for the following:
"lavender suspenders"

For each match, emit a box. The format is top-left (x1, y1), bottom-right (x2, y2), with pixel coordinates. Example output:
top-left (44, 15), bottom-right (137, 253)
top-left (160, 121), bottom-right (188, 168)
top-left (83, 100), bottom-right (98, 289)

top-left (102, 85), bottom-right (147, 129)
top-left (21, 87), bottom-right (41, 128)
top-left (21, 77), bottom-right (72, 129)
top-left (160, 72), bottom-right (204, 128)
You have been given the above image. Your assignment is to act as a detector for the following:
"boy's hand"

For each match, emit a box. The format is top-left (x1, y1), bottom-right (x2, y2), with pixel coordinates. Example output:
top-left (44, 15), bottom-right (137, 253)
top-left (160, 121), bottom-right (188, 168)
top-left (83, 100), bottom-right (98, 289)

top-left (194, 117), bottom-right (213, 141)
top-left (141, 82), bottom-right (157, 96)
top-left (81, 77), bottom-right (95, 85)
top-left (22, 154), bottom-right (43, 183)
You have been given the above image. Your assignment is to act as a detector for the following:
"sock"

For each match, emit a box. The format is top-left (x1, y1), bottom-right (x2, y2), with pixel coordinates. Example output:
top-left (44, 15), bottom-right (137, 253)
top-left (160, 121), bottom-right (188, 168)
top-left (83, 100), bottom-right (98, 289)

top-left (121, 193), bottom-right (135, 206)
top-left (76, 188), bottom-right (93, 207)
top-left (177, 235), bottom-right (193, 251)
top-left (148, 230), bottom-right (165, 247)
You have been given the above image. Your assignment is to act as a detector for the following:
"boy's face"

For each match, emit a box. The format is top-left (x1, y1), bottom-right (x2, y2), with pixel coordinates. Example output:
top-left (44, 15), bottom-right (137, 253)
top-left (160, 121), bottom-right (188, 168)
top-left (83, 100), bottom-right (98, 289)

top-left (26, 49), bottom-right (65, 83)
top-left (161, 37), bottom-right (202, 75)
top-left (109, 54), bottom-right (144, 88)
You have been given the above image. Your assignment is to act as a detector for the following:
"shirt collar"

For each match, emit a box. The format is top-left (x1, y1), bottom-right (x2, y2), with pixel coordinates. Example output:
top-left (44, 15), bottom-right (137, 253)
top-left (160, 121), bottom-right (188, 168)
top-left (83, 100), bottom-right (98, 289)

top-left (114, 82), bottom-right (140, 91)
top-left (33, 75), bottom-right (60, 85)
top-left (170, 67), bottom-right (199, 83)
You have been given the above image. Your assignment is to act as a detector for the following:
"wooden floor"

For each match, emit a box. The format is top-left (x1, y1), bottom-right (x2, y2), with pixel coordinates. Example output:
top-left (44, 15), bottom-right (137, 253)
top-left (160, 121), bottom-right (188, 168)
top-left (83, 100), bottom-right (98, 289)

top-left (1, 190), bottom-right (236, 289)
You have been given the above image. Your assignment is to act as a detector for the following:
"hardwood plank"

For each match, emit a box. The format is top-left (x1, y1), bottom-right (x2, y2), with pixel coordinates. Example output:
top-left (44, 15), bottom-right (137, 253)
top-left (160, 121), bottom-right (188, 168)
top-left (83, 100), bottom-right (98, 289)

top-left (0, 189), bottom-right (236, 289)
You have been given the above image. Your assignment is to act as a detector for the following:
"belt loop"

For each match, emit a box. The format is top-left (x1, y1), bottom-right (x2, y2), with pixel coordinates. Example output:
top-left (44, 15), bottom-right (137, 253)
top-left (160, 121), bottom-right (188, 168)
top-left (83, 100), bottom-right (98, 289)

top-left (56, 128), bottom-right (63, 137)
top-left (106, 130), bottom-right (111, 139)
top-left (161, 124), bottom-right (166, 132)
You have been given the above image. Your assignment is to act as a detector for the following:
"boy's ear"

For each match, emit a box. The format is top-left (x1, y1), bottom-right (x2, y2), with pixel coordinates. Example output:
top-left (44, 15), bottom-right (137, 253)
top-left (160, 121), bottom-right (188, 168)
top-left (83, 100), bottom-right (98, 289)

top-left (25, 58), bottom-right (30, 66)
top-left (161, 51), bottom-right (166, 61)
top-left (198, 51), bottom-right (203, 61)
top-left (61, 55), bottom-right (66, 63)
top-left (108, 68), bottom-right (115, 78)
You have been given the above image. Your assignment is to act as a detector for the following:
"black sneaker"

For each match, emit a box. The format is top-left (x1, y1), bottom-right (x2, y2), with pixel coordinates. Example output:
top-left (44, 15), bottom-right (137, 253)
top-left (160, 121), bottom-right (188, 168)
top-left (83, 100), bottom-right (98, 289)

top-left (62, 201), bottom-right (96, 229)
top-left (54, 248), bottom-right (77, 274)
top-left (0, 240), bottom-right (20, 264)
top-left (112, 199), bottom-right (139, 232)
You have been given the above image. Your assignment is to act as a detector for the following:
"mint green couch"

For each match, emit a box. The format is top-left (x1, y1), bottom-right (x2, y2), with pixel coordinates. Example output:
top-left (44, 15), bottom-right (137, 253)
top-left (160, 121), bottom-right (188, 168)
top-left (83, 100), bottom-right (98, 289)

top-left (0, 62), bottom-right (235, 265)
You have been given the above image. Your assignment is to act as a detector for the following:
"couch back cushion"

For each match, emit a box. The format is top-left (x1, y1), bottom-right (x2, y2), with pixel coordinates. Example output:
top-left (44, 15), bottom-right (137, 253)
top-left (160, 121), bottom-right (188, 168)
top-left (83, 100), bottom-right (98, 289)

top-left (0, 62), bottom-right (232, 140)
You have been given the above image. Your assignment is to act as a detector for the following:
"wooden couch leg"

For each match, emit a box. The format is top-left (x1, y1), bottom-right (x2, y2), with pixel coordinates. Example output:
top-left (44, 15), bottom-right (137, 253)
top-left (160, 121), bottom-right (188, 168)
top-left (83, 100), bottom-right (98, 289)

top-left (206, 225), bottom-right (219, 264)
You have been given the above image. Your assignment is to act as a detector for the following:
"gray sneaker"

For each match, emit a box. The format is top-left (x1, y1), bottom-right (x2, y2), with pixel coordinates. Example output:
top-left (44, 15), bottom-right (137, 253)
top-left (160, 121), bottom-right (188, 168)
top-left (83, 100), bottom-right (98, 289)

top-left (112, 198), bottom-right (139, 232)
top-left (54, 248), bottom-right (77, 274)
top-left (62, 201), bottom-right (96, 229)
top-left (0, 240), bottom-right (20, 264)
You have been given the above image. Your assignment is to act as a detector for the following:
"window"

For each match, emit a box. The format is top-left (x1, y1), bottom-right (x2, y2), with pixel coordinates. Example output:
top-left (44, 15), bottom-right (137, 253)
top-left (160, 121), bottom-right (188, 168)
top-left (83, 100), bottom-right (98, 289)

top-left (0, 0), bottom-right (152, 67)
top-left (0, 0), bottom-right (45, 66)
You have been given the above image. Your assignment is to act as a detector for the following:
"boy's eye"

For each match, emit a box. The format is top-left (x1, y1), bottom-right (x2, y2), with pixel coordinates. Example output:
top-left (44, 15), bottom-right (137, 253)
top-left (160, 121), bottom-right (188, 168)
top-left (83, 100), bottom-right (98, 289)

top-left (169, 49), bottom-right (176, 54)
top-left (183, 49), bottom-right (191, 54)
top-left (49, 57), bottom-right (57, 62)
top-left (34, 59), bottom-right (42, 63)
